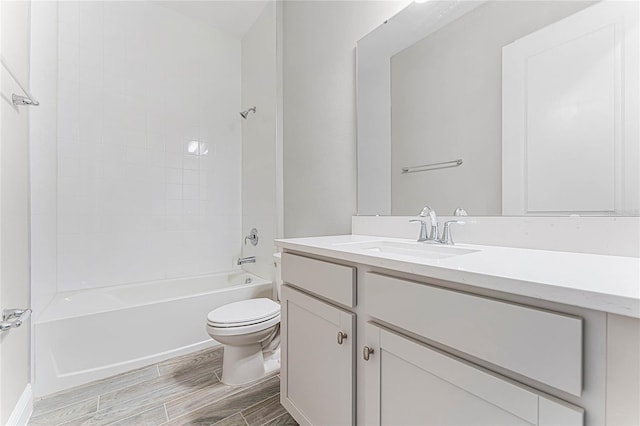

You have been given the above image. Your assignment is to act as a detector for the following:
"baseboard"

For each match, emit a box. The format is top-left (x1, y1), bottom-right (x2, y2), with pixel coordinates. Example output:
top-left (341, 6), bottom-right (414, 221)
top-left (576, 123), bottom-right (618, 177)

top-left (6, 383), bottom-right (33, 426)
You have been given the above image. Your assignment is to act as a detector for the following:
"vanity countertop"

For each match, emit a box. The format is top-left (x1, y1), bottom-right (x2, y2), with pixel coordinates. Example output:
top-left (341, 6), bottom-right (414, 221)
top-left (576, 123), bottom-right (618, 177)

top-left (275, 235), bottom-right (640, 318)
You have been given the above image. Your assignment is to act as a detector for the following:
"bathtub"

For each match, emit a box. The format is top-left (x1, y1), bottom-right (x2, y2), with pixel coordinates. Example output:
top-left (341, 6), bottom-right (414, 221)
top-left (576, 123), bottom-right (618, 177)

top-left (33, 271), bottom-right (273, 397)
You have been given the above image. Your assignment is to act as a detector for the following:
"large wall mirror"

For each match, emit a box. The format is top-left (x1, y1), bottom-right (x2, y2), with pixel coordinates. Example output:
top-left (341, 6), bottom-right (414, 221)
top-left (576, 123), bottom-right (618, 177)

top-left (356, 0), bottom-right (639, 216)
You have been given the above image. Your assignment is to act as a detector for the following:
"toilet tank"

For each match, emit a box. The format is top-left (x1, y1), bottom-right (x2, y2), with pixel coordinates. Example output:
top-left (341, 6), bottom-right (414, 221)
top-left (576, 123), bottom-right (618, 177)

top-left (273, 253), bottom-right (282, 301)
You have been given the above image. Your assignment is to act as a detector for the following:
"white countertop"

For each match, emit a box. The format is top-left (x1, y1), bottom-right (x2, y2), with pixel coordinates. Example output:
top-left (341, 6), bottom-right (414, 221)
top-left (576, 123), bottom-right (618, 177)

top-left (275, 235), bottom-right (640, 318)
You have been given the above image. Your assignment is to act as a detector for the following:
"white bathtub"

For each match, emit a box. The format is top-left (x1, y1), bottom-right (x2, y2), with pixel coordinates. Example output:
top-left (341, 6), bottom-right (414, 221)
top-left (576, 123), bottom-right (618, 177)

top-left (33, 271), bottom-right (273, 397)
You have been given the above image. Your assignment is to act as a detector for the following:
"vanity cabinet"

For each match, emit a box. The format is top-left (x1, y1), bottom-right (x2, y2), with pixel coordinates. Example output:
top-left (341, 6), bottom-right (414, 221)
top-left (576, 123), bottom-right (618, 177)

top-left (280, 255), bottom-right (357, 426)
top-left (278, 251), bottom-right (619, 426)
top-left (363, 323), bottom-right (583, 426)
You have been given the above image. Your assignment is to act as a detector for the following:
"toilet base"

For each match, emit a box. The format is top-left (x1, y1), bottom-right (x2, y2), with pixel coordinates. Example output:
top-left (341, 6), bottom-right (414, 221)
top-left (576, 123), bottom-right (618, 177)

top-left (220, 344), bottom-right (281, 386)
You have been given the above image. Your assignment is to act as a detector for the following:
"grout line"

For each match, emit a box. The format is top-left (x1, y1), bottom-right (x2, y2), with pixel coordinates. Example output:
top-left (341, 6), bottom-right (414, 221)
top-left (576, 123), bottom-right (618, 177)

top-left (163, 403), bottom-right (169, 423)
top-left (256, 393), bottom-right (283, 426)
top-left (240, 392), bottom-right (280, 418)
top-left (239, 412), bottom-right (250, 426)
top-left (37, 347), bottom-right (226, 425)
top-left (260, 413), bottom-right (287, 426)
top-left (34, 365), bottom-right (160, 418)
top-left (164, 378), bottom-right (270, 426)
top-left (32, 395), bottom-right (98, 419)
top-left (164, 384), bottom-right (242, 421)
top-left (103, 405), bottom-right (163, 426)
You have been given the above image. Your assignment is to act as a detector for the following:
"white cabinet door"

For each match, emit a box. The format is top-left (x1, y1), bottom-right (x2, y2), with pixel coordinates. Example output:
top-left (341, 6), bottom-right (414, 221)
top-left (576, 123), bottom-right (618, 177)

top-left (364, 323), bottom-right (583, 426)
top-left (281, 285), bottom-right (355, 426)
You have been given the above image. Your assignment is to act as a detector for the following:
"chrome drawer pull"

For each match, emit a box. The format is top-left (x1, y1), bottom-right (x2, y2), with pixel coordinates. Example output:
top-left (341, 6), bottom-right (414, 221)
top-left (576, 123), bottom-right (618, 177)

top-left (337, 332), bottom-right (347, 345)
top-left (363, 346), bottom-right (374, 361)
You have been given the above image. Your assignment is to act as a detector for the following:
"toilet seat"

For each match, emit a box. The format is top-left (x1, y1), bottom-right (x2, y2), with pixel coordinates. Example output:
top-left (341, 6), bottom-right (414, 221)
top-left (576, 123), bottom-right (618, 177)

top-left (207, 298), bottom-right (280, 327)
top-left (207, 298), bottom-right (281, 337)
top-left (207, 314), bottom-right (280, 337)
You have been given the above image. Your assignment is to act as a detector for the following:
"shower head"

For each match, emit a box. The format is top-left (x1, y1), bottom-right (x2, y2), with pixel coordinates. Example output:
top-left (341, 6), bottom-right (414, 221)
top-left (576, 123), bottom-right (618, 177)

top-left (240, 106), bottom-right (256, 119)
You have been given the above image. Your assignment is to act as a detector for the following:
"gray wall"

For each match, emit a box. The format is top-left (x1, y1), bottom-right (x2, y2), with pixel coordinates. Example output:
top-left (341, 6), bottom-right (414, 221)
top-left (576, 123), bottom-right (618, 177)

top-left (242, 2), bottom-right (278, 279)
top-left (282, 1), bottom-right (408, 237)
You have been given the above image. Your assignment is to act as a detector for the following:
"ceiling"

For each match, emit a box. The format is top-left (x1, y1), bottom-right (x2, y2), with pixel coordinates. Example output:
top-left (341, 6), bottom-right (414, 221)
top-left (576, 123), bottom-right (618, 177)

top-left (155, 1), bottom-right (270, 39)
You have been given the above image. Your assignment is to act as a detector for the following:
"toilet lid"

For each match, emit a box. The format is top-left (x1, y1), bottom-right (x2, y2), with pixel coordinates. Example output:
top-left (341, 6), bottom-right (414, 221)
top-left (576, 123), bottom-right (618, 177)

top-left (207, 298), bottom-right (280, 327)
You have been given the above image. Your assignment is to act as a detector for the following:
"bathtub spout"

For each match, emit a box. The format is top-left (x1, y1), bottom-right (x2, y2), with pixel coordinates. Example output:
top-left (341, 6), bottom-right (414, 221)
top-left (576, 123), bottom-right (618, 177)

top-left (237, 256), bottom-right (256, 265)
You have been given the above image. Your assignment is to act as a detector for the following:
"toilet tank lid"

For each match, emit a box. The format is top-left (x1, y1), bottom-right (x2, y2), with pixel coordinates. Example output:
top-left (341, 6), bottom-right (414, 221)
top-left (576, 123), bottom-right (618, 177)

top-left (207, 298), bottom-right (280, 325)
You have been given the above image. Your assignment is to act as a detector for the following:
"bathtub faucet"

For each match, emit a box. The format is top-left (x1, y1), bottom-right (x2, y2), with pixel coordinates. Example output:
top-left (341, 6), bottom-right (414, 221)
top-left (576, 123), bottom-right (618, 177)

top-left (237, 256), bottom-right (256, 265)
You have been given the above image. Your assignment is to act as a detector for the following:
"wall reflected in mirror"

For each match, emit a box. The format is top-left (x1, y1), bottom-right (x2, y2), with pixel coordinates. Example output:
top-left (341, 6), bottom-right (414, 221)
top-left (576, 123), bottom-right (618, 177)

top-left (357, 0), bottom-right (639, 217)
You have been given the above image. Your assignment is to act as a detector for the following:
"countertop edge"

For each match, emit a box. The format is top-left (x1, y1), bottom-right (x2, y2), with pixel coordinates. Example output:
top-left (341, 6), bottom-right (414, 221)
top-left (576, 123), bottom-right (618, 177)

top-left (275, 238), bottom-right (640, 319)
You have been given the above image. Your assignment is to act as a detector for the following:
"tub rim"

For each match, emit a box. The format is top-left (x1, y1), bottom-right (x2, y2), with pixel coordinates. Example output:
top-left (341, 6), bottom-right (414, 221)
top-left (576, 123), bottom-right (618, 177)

top-left (36, 270), bottom-right (272, 324)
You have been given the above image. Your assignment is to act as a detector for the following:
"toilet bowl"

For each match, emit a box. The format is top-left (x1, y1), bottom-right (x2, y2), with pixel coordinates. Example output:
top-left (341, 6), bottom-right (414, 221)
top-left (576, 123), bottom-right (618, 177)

top-left (206, 254), bottom-right (283, 385)
top-left (206, 298), bottom-right (280, 385)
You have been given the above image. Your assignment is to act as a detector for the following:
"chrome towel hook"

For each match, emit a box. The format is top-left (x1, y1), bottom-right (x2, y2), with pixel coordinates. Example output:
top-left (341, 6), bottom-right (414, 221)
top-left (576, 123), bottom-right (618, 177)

top-left (0, 308), bottom-right (31, 332)
top-left (1, 55), bottom-right (39, 107)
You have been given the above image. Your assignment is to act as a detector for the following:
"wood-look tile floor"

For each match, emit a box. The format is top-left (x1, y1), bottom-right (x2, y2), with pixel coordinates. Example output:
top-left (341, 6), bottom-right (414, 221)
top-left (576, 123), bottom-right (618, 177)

top-left (30, 347), bottom-right (298, 426)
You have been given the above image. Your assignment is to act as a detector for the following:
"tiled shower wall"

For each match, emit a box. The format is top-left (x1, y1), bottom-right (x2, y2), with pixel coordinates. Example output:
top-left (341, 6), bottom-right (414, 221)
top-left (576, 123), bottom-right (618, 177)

top-left (54, 2), bottom-right (242, 291)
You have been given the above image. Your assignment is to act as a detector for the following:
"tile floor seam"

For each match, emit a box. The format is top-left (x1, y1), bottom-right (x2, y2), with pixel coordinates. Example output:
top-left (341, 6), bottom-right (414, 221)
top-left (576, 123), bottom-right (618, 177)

top-left (33, 366), bottom-right (159, 417)
top-left (30, 348), bottom-right (291, 426)
top-left (32, 394), bottom-right (98, 419)
top-left (97, 371), bottom-right (212, 411)
top-left (239, 392), bottom-right (279, 420)
top-left (163, 402), bottom-right (169, 423)
top-left (260, 413), bottom-right (285, 426)
top-left (246, 394), bottom-right (283, 426)
top-left (165, 372), bottom-right (279, 420)
top-left (164, 386), bottom-right (240, 420)
top-left (135, 372), bottom-right (228, 421)
top-left (103, 404), bottom-right (164, 426)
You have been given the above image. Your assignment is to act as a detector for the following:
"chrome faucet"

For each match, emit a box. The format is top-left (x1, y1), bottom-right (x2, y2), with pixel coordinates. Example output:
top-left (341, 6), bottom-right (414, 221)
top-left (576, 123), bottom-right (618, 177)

top-left (409, 206), bottom-right (438, 242)
top-left (438, 220), bottom-right (464, 245)
top-left (410, 206), bottom-right (465, 245)
top-left (237, 256), bottom-right (256, 265)
top-left (409, 219), bottom-right (429, 242)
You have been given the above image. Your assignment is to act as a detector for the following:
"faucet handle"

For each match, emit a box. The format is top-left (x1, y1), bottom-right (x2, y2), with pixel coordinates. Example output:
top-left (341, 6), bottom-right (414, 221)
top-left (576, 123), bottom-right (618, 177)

top-left (418, 205), bottom-right (435, 219)
top-left (244, 228), bottom-right (259, 246)
top-left (453, 207), bottom-right (468, 216)
top-left (409, 219), bottom-right (429, 242)
top-left (440, 220), bottom-right (465, 245)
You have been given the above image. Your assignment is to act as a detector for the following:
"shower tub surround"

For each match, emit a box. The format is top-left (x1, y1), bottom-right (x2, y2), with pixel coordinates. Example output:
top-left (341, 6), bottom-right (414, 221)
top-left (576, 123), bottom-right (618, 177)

top-left (33, 271), bottom-right (272, 397)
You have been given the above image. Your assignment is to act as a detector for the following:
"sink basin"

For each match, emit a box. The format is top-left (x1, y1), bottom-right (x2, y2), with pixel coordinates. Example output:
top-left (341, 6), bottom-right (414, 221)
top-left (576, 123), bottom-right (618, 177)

top-left (336, 240), bottom-right (479, 260)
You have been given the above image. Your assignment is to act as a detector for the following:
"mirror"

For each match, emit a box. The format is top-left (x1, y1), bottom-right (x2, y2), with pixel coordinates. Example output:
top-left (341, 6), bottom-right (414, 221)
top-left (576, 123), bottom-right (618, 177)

top-left (357, 0), bottom-right (639, 216)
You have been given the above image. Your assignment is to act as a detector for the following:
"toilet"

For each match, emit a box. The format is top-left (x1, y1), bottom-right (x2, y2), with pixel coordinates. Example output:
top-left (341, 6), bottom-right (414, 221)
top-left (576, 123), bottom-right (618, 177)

top-left (206, 254), bottom-right (283, 385)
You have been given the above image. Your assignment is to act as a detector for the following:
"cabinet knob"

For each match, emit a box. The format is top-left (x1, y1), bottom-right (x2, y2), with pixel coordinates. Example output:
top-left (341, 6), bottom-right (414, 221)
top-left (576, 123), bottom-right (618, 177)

top-left (337, 331), bottom-right (347, 344)
top-left (363, 346), bottom-right (374, 361)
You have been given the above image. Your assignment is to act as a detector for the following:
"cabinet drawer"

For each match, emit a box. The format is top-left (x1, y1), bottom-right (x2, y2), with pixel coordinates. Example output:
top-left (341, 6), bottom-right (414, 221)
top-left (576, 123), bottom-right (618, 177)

top-left (364, 272), bottom-right (583, 396)
top-left (282, 253), bottom-right (356, 307)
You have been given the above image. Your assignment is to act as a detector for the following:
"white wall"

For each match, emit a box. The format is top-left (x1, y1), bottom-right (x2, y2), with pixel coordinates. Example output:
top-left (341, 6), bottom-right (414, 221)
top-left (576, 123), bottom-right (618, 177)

top-left (241, 2), bottom-right (278, 280)
top-left (282, 1), bottom-right (407, 237)
top-left (30, 0), bottom-right (58, 319)
top-left (0, 0), bottom-right (32, 422)
top-left (50, 1), bottom-right (242, 291)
